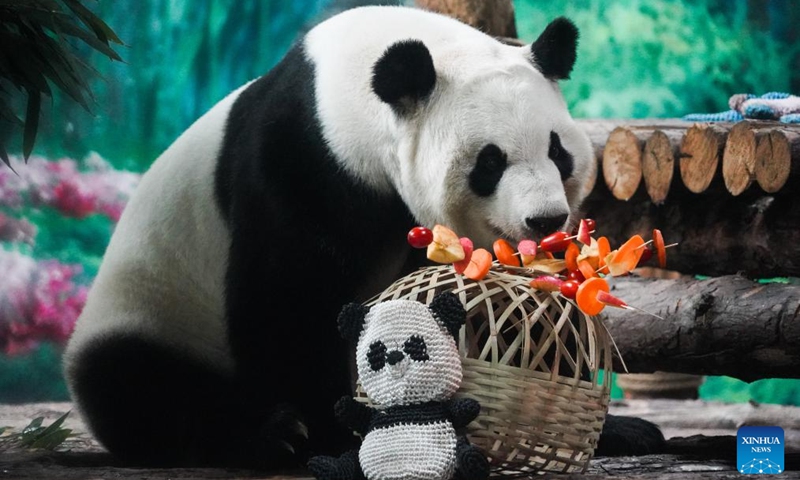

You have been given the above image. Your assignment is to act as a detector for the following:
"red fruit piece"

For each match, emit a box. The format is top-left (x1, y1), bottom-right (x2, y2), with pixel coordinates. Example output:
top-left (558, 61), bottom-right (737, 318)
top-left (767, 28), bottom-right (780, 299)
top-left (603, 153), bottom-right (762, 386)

top-left (529, 275), bottom-right (564, 292)
top-left (518, 240), bottom-right (538, 256)
top-left (453, 237), bottom-right (474, 274)
top-left (585, 218), bottom-right (597, 232)
top-left (493, 239), bottom-right (520, 267)
top-left (463, 248), bottom-right (492, 281)
top-left (596, 290), bottom-right (627, 308)
top-left (407, 226), bottom-right (433, 249)
top-left (539, 231), bottom-right (572, 252)
top-left (567, 269), bottom-right (585, 283)
top-left (560, 279), bottom-right (580, 299)
top-left (577, 219), bottom-right (592, 245)
top-left (637, 245), bottom-right (653, 266)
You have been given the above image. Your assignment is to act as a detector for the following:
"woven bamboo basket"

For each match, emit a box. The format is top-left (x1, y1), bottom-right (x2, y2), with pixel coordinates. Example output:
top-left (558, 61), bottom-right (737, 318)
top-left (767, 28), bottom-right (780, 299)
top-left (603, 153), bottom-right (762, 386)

top-left (359, 264), bottom-right (613, 474)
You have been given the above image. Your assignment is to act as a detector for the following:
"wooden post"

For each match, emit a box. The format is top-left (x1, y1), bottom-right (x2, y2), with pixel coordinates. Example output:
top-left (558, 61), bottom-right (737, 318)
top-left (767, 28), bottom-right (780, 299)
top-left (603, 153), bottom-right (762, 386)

top-left (602, 127), bottom-right (645, 201)
top-left (722, 121), bottom-right (759, 196)
top-left (755, 129), bottom-right (800, 193)
top-left (679, 123), bottom-right (728, 194)
top-left (641, 129), bottom-right (683, 204)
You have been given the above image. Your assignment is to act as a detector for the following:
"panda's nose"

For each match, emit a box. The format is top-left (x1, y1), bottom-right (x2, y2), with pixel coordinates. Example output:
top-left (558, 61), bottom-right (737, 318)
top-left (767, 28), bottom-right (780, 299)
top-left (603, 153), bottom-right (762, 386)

top-left (386, 350), bottom-right (404, 366)
top-left (526, 214), bottom-right (569, 237)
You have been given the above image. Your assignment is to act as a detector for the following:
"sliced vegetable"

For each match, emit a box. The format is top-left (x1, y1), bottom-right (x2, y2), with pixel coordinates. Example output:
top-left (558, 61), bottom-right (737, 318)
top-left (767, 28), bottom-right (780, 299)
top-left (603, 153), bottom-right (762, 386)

top-left (526, 258), bottom-right (567, 274)
top-left (606, 235), bottom-right (645, 276)
top-left (653, 228), bottom-right (667, 268)
top-left (462, 248), bottom-right (492, 280)
top-left (564, 243), bottom-right (580, 271)
top-left (576, 277), bottom-right (610, 316)
top-left (597, 236), bottom-right (611, 274)
top-left (493, 239), bottom-right (520, 267)
top-left (577, 260), bottom-right (596, 280)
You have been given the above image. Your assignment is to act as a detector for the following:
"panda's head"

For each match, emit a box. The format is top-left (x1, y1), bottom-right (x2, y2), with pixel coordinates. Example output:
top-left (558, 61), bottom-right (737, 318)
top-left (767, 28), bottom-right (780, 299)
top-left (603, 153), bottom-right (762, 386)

top-left (338, 293), bottom-right (466, 406)
top-left (371, 17), bottom-right (594, 248)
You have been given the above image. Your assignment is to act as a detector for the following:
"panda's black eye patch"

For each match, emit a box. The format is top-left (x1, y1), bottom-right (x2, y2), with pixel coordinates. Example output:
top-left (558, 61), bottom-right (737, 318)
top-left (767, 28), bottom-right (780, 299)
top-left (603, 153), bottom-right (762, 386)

top-left (367, 341), bottom-right (387, 371)
top-left (469, 144), bottom-right (507, 197)
top-left (548, 131), bottom-right (574, 181)
top-left (403, 335), bottom-right (429, 362)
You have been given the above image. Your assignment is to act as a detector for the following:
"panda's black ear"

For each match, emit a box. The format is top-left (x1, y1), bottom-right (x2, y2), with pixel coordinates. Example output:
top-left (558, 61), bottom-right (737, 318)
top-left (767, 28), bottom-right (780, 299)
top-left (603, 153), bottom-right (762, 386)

top-left (371, 39), bottom-right (436, 113)
top-left (338, 303), bottom-right (369, 342)
top-left (428, 292), bottom-right (466, 339)
top-left (529, 17), bottom-right (579, 81)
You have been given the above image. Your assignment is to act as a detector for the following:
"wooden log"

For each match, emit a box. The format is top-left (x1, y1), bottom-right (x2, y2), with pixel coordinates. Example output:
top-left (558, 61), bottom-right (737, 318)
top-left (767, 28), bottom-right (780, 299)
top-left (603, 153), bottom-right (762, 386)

top-left (722, 121), bottom-right (763, 196)
top-left (602, 127), bottom-right (646, 200)
top-left (600, 275), bottom-right (800, 382)
top-left (679, 123), bottom-right (728, 194)
top-left (415, 0), bottom-right (517, 38)
top-left (642, 129), bottom-right (683, 204)
top-left (755, 129), bottom-right (800, 193)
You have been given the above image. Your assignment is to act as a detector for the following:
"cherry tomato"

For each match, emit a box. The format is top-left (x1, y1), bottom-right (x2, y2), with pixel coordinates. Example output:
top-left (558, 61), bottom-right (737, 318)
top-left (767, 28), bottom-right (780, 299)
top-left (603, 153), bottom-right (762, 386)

top-left (407, 226), bottom-right (433, 249)
top-left (560, 280), bottom-right (580, 299)
top-left (539, 231), bottom-right (572, 252)
top-left (567, 269), bottom-right (585, 283)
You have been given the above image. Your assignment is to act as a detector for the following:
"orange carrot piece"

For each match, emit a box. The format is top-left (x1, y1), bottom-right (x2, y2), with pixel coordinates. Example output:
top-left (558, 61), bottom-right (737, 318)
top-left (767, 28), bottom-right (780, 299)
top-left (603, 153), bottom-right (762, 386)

top-left (463, 248), bottom-right (492, 281)
top-left (565, 243), bottom-right (580, 271)
top-left (653, 229), bottom-right (667, 269)
top-left (576, 277), bottom-right (610, 316)
top-left (597, 237), bottom-right (611, 274)
top-left (607, 235), bottom-right (645, 276)
top-left (578, 260), bottom-right (596, 280)
top-left (493, 239), bottom-right (520, 267)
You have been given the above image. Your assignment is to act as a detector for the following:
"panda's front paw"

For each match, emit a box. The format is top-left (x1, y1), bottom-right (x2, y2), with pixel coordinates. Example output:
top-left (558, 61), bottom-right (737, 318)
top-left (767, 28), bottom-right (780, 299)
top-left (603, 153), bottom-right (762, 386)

top-left (259, 404), bottom-right (309, 460)
top-left (307, 449), bottom-right (363, 480)
top-left (456, 438), bottom-right (490, 480)
top-left (596, 414), bottom-right (665, 457)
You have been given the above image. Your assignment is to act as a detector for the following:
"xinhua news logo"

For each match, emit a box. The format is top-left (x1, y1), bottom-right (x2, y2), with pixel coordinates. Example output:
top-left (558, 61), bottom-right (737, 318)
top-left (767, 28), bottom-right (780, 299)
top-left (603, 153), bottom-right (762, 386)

top-left (738, 426), bottom-right (784, 475)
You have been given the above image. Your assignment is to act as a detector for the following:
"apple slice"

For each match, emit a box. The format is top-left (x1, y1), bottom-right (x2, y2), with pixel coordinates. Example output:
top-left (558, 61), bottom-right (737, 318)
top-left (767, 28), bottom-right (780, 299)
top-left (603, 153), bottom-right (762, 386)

top-left (526, 258), bottom-right (567, 274)
top-left (426, 225), bottom-right (465, 263)
top-left (462, 248), bottom-right (492, 281)
top-left (493, 239), bottom-right (520, 267)
top-left (577, 219), bottom-right (592, 245)
top-left (518, 240), bottom-right (538, 265)
top-left (453, 237), bottom-right (474, 274)
top-left (529, 275), bottom-right (564, 292)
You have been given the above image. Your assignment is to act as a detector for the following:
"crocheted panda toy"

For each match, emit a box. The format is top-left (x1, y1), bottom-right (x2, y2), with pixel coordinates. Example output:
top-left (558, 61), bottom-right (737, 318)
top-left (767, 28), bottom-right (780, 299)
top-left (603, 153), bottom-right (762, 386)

top-left (308, 293), bottom-right (490, 480)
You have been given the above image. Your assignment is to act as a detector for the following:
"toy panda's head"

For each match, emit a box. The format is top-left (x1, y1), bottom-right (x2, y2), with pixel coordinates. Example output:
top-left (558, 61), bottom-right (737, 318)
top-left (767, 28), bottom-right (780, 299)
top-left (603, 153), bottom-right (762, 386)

top-left (367, 14), bottom-right (595, 248)
top-left (338, 293), bottom-right (466, 406)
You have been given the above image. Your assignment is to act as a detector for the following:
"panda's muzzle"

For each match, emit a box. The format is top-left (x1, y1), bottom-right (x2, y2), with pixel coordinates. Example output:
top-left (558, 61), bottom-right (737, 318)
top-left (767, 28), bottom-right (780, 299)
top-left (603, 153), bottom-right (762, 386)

top-left (386, 350), bottom-right (405, 366)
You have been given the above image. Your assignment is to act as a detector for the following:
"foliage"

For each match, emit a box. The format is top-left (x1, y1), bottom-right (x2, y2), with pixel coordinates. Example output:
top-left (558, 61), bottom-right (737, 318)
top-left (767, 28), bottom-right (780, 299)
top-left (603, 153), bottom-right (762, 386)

top-left (0, 411), bottom-right (73, 451)
top-left (0, 0), bottom-right (123, 167)
top-left (515, 0), bottom-right (800, 118)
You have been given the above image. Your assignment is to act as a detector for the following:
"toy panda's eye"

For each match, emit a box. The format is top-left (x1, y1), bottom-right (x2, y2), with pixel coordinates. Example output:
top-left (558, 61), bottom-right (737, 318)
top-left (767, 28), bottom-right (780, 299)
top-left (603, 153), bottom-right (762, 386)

top-left (367, 341), bottom-right (387, 371)
top-left (548, 132), bottom-right (574, 181)
top-left (403, 335), bottom-right (429, 362)
top-left (469, 144), bottom-right (507, 197)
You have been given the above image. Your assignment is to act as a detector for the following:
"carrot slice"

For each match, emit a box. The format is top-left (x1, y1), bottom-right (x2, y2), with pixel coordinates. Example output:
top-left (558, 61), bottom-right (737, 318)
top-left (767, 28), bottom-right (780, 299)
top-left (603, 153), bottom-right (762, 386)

top-left (463, 248), bottom-right (492, 281)
top-left (607, 235), bottom-right (645, 276)
top-left (577, 260), bottom-right (596, 280)
top-left (453, 237), bottom-right (474, 274)
top-left (597, 237), bottom-right (611, 274)
top-left (493, 239), bottom-right (520, 267)
top-left (653, 228), bottom-right (666, 269)
top-left (576, 277), bottom-right (610, 316)
top-left (565, 243), bottom-right (580, 271)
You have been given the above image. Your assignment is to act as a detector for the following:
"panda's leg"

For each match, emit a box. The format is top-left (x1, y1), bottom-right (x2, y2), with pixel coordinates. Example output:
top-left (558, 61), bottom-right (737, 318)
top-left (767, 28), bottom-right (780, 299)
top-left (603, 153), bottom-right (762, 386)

top-left (595, 414), bottom-right (666, 456)
top-left (307, 449), bottom-right (365, 480)
top-left (68, 333), bottom-right (302, 467)
top-left (454, 435), bottom-right (490, 480)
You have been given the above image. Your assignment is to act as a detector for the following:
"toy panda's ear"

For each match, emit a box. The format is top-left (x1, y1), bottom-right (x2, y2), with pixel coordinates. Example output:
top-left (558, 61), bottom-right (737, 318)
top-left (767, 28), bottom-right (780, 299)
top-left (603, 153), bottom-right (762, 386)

top-left (529, 17), bottom-right (579, 81)
top-left (428, 292), bottom-right (466, 339)
top-left (371, 39), bottom-right (436, 114)
top-left (338, 303), bottom-right (369, 342)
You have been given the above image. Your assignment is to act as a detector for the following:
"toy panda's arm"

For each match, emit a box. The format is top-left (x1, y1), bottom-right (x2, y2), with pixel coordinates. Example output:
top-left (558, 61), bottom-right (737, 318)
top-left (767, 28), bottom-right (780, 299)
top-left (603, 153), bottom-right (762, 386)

top-left (334, 396), bottom-right (374, 436)
top-left (447, 398), bottom-right (481, 429)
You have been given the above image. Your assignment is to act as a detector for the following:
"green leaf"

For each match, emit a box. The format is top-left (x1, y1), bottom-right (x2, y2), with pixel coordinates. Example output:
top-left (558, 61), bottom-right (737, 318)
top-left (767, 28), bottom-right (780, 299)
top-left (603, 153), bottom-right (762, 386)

top-left (22, 417), bottom-right (44, 435)
top-left (22, 89), bottom-right (40, 159)
top-left (33, 411), bottom-right (70, 440)
top-left (0, 143), bottom-right (15, 173)
top-left (29, 428), bottom-right (72, 450)
top-left (62, 0), bottom-right (123, 45)
top-left (0, 426), bottom-right (8, 436)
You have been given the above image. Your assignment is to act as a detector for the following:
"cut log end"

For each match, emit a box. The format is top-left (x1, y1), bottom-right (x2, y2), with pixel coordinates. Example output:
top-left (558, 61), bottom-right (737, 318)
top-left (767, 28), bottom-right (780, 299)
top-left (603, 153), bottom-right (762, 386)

top-left (603, 127), bottom-right (643, 201)
top-left (722, 121), bottom-right (758, 196)
top-left (642, 130), bottom-right (678, 204)
top-left (679, 123), bottom-right (727, 194)
top-left (755, 130), bottom-right (799, 193)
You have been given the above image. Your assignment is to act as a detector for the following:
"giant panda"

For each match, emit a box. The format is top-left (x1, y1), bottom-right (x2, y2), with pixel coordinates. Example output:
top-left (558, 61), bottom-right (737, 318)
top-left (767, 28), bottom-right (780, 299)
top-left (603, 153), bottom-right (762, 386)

top-left (63, 5), bottom-right (663, 468)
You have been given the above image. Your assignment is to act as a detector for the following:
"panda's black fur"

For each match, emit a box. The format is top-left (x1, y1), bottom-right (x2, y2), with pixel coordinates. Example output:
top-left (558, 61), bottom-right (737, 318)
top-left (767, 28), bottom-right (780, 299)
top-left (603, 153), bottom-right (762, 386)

top-left (65, 6), bottom-right (664, 469)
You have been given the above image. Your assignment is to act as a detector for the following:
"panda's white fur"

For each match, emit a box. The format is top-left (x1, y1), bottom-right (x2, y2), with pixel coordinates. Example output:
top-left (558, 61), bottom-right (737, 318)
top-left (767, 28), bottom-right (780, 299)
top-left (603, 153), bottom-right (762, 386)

top-left (60, 6), bottom-right (634, 468)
